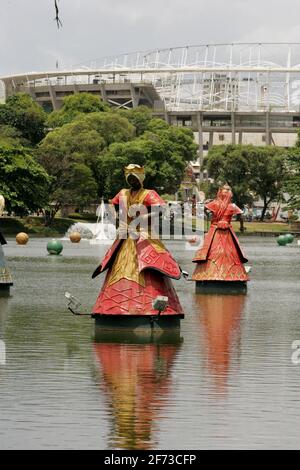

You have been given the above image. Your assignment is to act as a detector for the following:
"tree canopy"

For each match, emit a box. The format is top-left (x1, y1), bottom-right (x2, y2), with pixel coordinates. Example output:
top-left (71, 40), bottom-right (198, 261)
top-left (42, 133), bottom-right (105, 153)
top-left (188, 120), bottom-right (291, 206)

top-left (5, 90), bottom-right (295, 227)
top-left (37, 104), bottom-right (197, 212)
top-left (119, 106), bottom-right (152, 136)
top-left (0, 93), bottom-right (46, 145)
top-left (0, 93), bottom-right (197, 223)
top-left (37, 119), bottom-right (103, 224)
top-left (0, 143), bottom-right (50, 215)
top-left (46, 93), bottom-right (110, 128)
top-left (97, 120), bottom-right (197, 197)
top-left (205, 144), bottom-right (286, 221)
top-left (283, 132), bottom-right (300, 209)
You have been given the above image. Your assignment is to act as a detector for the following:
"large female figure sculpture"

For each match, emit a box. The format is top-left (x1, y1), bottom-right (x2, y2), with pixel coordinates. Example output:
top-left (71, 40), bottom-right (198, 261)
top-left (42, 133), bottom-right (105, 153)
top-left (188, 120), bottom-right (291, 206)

top-left (192, 185), bottom-right (249, 292)
top-left (0, 195), bottom-right (13, 293)
top-left (92, 165), bottom-right (183, 325)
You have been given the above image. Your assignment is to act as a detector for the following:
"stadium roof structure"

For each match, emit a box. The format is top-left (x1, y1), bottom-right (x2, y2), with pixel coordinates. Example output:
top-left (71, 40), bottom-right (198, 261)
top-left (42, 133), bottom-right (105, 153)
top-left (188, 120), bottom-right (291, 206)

top-left (2, 43), bottom-right (300, 112)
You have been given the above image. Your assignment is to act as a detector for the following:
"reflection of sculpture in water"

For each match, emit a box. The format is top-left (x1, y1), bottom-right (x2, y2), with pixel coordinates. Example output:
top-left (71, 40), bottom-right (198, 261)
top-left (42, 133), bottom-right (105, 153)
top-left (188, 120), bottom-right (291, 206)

top-left (93, 335), bottom-right (181, 449)
top-left (192, 185), bottom-right (249, 286)
top-left (196, 295), bottom-right (245, 393)
top-left (0, 298), bottom-right (9, 366)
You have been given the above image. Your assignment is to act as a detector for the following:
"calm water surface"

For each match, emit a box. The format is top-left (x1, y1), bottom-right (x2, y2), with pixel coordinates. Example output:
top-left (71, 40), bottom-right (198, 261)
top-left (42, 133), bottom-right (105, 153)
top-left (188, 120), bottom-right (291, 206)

top-left (0, 237), bottom-right (300, 449)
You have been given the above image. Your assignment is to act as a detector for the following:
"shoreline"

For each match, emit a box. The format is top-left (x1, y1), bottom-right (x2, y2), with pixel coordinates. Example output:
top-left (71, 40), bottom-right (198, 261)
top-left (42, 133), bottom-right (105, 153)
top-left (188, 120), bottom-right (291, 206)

top-left (1, 217), bottom-right (299, 239)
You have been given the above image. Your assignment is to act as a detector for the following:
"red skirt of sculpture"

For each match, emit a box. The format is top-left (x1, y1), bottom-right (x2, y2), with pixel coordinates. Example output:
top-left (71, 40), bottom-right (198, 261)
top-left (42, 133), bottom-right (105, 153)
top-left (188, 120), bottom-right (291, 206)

top-left (92, 239), bottom-right (183, 316)
top-left (192, 187), bottom-right (249, 282)
top-left (92, 188), bottom-right (183, 316)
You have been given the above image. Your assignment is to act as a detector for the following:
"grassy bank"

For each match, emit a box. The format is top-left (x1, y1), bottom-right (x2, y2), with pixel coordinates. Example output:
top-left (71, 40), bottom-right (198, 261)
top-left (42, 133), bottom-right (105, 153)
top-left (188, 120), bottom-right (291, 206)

top-left (192, 219), bottom-right (295, 235)
top-left (1, 216), bottom-right (297, 239)
top-left (231, 221), bottom-right (293, 235)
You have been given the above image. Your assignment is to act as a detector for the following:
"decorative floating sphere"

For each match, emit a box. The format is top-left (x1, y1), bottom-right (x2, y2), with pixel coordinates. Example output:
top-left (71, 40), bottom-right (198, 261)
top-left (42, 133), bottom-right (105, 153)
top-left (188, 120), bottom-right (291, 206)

top-left (47, 239), bottom-right (63, 255)
top-left (277, 235), bottom-right (288, 246)
top-left (285, 233), bottom-right (294, 244)
top-left (69, 231), bottom-right (81, 243)
top-left (16, 232), bottom-right (29, 245)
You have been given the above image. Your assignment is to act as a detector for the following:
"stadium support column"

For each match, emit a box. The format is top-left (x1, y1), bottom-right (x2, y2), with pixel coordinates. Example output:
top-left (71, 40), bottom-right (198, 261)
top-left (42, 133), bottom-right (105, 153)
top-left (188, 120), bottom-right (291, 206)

top-left (100, 84), bottom-right (108, 103)
top-left (3, 80), bottom-right (14, 100)
top-left (231, 112), bottom-right (236, 144)
top-left (130, 84), bottom-right (139, 108)
top-left (197, 111), bottom-right (204, 183)
top-left (48, 84), bottom-right (59, 110)
top-left (266, 111), bottom-right (271, 145)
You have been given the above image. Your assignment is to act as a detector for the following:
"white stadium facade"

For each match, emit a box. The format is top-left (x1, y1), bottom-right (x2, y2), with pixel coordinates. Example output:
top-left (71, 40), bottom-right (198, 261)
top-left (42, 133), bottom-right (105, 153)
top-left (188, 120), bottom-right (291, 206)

top-left (1, 43), bottom-right (300, 174)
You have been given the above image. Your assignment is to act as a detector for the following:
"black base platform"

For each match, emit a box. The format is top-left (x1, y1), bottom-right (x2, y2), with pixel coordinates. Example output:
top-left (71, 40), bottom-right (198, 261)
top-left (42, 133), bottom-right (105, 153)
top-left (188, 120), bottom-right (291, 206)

top-left (92, 313), bottom-right (183, 333)
top-left (195, 280), bottom-right (247, 295)
top-left (0, 283), bottom-right (13, 296)
top-left (94, 327), bottom-right (183, 344)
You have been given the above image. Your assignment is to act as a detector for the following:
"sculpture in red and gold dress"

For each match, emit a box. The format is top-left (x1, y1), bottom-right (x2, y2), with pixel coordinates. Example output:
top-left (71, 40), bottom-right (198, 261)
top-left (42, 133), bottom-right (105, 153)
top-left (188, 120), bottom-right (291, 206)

top-left (92, 165), bottom-right (183, 317)
top-left (192, 185), bottom-right (249, 285)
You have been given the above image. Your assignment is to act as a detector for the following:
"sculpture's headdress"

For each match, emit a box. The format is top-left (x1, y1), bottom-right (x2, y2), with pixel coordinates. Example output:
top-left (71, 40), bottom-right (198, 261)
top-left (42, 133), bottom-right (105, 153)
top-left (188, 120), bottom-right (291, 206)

top-left (124, 164), bottom-right (145, 185)
top-left (220, 183), bottom-right (231, 191)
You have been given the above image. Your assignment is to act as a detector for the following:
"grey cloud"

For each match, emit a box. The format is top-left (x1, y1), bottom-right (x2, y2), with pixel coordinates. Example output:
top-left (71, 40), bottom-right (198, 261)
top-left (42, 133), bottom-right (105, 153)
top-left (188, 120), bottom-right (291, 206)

top-left (1, 0), bottom-right (300, 75)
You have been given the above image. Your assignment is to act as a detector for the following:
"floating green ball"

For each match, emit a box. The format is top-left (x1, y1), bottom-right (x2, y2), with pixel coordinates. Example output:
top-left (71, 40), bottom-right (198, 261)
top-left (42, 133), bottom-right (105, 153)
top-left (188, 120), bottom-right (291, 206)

top-left (47, 239), bottom-right (63, 255)
top-left (285, 233), bottom-right (294, 244)
top-left (277, 235), bottom-right (288, 246)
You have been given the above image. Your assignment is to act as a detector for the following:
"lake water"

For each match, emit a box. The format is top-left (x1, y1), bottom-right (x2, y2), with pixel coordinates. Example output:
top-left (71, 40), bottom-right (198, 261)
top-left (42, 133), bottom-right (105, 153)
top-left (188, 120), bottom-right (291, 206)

top-left (0, 237), bottom-right (300, 449)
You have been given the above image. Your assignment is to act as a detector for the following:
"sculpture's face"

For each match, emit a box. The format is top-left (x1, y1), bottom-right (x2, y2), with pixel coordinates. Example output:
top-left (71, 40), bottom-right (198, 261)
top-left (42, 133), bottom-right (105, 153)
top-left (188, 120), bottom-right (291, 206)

top-left (219, 188), bottom-right (231, 201)
top-left (127, 174), bottom-right (141, 190)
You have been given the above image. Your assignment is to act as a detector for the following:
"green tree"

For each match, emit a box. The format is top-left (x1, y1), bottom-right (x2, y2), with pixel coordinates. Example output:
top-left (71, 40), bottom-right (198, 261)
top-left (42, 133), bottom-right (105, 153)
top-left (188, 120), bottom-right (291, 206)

top-left (37, 119), bottom-right (103, 224)
top-left (46, 92), bottom-right (110, 128)
top-left (99, 127), bottom-right (196, 197)
top-left (206, 145), bottom-right (253, 205)
top-left (284, 147), bottom-right (300, 210)
top-left (144, 120), bottom-right (198, 162)
top-left (0, 93), bottom-right (46, 145)
top-left (0, 143), bottom-right (50, 215)
top-left (119, 106), bottom-right (152, 136)
top-left (205, 145), bottom-right (253, 230)
top-left (81, 112), bottom-right (135, 146)
top-left (37, 109), bottom-right (197, 218)
top-left (205, 144), bottom-right (286, 224)
top-left (38, 119), bottom-right (106, 169)
top-left (38, 112), bottom-right (134, 217)
top-left (0, 125), bottom-right (28, 146)
top-left (248, 146), bottom-right (286, 221)
top-left (146, 118), bottom-right (169, 133)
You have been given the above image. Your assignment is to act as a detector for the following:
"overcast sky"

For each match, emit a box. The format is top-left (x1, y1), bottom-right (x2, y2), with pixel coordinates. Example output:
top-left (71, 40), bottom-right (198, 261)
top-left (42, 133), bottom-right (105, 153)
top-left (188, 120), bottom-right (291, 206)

top-left (1, 0), bottom-right (300, 75)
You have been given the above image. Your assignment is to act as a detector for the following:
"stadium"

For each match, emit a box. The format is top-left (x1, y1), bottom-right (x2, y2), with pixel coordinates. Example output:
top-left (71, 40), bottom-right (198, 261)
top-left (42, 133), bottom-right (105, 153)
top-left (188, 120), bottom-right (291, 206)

top-left (1, 42), bottom-right (300, 175)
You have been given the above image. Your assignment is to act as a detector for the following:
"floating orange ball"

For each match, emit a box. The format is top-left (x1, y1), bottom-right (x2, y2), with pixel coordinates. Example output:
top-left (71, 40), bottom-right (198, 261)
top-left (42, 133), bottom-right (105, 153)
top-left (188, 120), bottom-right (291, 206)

top-left (69, 231), bottom-right (81, 243)
top-left (16, 232), bottom-right (29, 245)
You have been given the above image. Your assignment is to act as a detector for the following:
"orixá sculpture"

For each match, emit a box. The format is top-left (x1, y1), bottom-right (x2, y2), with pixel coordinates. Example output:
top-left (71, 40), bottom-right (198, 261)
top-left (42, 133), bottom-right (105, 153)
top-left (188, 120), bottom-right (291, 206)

top-left (192, 185), bottom-right (249, 293)
top-left (91, 164), bottom-right (184, 328)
